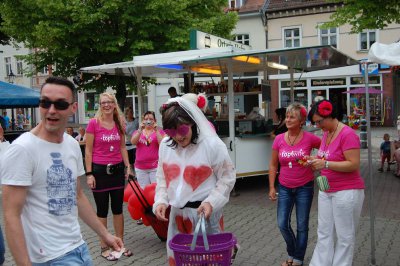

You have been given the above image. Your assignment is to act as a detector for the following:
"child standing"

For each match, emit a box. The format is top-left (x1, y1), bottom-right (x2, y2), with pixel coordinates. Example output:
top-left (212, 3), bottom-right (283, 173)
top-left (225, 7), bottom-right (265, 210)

top-left (379, 133), bottom-right (391, 172)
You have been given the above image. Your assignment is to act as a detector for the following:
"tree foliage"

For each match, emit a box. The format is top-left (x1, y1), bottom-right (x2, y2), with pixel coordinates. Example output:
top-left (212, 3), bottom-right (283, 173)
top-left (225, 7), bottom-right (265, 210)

top-left (322, 0), bottom-right (400, 33)
top-left (0, 15), bottom-right (11, 45)
top-left (0, 0), bottom-right (237, 99)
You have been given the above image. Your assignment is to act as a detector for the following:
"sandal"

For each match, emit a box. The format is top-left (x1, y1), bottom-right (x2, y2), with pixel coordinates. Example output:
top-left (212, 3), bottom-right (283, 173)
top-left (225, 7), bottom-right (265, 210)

top-left (101, 247), bottom-right (118, 261)
top-left (281, 260), bottom-right (293, 266)
top-left (123, 248), bottom-right (133, 257)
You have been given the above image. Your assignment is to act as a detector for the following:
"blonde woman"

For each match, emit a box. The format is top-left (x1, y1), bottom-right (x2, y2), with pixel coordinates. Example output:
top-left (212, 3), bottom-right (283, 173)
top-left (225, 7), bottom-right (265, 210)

top-left (268, 103), bottom-right (320, 266)
top-left (85, 92), bottom-right (133, 261)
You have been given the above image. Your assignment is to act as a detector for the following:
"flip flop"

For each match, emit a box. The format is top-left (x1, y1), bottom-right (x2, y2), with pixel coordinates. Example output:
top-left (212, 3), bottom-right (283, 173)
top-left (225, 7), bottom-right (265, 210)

top-left (123, 248), bottom-right (133, 257)
top-left (281, 260), bottom-right (293, 266)
top-left (101, 247), bottom-right (118, 261)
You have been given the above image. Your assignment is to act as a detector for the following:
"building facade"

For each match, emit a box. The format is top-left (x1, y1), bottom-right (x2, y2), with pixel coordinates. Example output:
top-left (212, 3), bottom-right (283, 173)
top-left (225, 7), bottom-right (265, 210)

top-left (264, 0), bottom-right (400, 126)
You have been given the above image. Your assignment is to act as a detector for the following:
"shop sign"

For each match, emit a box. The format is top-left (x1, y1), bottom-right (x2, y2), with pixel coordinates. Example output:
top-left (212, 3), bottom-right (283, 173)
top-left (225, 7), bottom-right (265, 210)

top-left (189, 29), bottom-right (252, 50)
top-left (311, 78), bottom-right (346, 86)
top-left (350, 76), bottom-right (380, 85)
top-left (281, 80), bottom-right (307, 88)
top-left (360, 63), bottom-right (379, 75)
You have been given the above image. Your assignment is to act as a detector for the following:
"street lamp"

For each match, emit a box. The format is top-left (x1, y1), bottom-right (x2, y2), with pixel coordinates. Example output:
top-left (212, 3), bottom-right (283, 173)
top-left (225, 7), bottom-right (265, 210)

top-left (7, 69), bottom-right (16, 84)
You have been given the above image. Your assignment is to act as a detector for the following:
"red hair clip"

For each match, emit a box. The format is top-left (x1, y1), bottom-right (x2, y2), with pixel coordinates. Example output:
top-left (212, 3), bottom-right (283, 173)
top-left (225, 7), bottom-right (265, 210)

top-left (318, 101), bottom-right (333, 116)
top-left (197, 94), bottom-right (206, 110)
top-left (300, 107), bottom-right (307, 118)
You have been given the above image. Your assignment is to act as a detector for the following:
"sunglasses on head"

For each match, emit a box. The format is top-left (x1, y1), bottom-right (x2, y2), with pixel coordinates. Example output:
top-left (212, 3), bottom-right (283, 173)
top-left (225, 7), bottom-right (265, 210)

top-left (39, 99), bottom-right (73, 110)
top-left (164, 124), bottom-right (191, 137)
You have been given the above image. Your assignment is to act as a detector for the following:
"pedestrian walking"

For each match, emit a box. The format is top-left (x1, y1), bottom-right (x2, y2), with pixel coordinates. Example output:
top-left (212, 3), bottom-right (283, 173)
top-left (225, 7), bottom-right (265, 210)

top-left (0, 77), bottom-right (123, 265)
top-left (268, 103), bottom-right (320, 266)
top-left (308, 99), bottom-right (365, 266)
top-left (154, 97), bottom-right (236, 265)
top-left (85, 92), bottom-right (133, 261)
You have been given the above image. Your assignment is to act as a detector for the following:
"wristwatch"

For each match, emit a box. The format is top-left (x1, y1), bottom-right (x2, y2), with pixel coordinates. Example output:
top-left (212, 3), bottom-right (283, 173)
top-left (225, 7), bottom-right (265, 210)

top-left (324, 160), bottom-right (329, 169)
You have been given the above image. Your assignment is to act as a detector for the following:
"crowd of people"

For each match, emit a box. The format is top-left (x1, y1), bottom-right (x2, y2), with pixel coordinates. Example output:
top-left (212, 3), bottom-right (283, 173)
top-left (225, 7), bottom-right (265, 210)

top-left (0, 77), bottom-right (380, 266)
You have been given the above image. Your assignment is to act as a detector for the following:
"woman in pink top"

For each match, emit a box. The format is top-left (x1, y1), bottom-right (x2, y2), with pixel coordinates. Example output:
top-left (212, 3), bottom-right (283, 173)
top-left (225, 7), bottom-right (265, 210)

top-left (308, 99), bottom-right (365, 266)
top-left (131, 111), bottom-right (165, 189)
top-left (85, 92), bottom-right (133, 261)
top-left (269, 103), bottom-right (320, 266)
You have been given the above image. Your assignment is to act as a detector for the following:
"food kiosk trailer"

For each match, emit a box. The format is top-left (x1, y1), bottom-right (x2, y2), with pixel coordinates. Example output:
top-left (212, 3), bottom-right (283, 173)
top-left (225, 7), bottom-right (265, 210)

top-left (81, 45), bottom-right (358, 178)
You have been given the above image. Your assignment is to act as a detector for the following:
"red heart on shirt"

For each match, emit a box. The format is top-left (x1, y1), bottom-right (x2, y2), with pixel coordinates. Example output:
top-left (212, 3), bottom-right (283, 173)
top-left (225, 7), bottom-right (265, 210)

top-left (183, 165), bottom-right (212, 191)
top-left (219, 215), bottom-right (224, 231)
top-left (175, 215), bottom-right (193, 234)
top-left (163, 163), bottom-right (180, 188)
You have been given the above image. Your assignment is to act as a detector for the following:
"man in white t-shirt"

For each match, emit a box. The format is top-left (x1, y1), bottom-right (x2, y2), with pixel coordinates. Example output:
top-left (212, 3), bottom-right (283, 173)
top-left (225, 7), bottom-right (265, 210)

top-left (0, 77), bottom-right (123, 265)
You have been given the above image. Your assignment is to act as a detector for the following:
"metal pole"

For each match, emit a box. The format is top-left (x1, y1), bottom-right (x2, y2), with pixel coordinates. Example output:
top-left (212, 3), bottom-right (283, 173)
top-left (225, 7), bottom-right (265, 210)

top-left (227, 59), bottom-right (236, 164)
top-left (364, 61), bottom-right (376, 265)
top-left (289, 68), bottom-right (294, 103)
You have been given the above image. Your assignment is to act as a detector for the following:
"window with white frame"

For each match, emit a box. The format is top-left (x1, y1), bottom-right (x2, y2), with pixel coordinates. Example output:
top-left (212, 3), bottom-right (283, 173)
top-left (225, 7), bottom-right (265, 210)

top-left (40, 65), bottom-right (49, 75)
top-left (229, 0), bottom-right (243, 9)
top-left (234, 34), bottom-right (250, 45)
top-left (319, 27), bottom-right (338, 47)
top-left (16, 58), bottom-right (23, 75)
top-left (359, 30), bottom-right (376, 50)
top-left (283, 27), bottom-right (301, 48)
top-left (4, 57), bottom-right (12, 76)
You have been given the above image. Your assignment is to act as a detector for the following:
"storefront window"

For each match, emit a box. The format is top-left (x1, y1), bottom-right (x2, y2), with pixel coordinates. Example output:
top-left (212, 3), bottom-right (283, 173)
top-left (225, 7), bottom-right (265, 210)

top-left (280, 90), bottom-right (290, 108)
top-left (294, 90), bottom-right (308, 107)
top-left (311, 89), bottom-right (327, 105)
top-left (280, 89), bottom-right (308, 108)
top-left (84, 92), bottom-right (99, 120)
top-left (350, 94), bottom-right (382, 125)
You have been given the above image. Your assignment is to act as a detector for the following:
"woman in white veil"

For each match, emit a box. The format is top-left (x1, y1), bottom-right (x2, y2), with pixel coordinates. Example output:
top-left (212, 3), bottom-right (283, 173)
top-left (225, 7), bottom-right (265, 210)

top-left (153, 96), bottom-right (236, 264)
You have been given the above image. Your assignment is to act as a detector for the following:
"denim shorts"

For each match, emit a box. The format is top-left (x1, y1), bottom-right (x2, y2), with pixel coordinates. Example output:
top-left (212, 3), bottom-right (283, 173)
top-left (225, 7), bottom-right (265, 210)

top-left (32, 243), bottom-right (92, 266)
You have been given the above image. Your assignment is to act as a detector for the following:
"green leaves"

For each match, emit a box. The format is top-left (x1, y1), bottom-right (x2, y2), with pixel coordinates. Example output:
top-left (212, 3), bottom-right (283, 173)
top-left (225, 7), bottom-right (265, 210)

top-left (0, 0), bottom-right (237, 90)
top-left (322, 0), bottom-right (400, 33)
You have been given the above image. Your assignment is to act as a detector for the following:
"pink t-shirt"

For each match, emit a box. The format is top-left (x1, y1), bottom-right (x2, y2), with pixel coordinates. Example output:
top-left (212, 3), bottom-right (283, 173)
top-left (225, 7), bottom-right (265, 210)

top-left (272, 131), bottom-right (321, 188)
top-left (133, 130), bottom-right (164, 170)
top-left (317, 125), bottom-right (365, 192)
top-left (86, 118), bottom-right (122, 164)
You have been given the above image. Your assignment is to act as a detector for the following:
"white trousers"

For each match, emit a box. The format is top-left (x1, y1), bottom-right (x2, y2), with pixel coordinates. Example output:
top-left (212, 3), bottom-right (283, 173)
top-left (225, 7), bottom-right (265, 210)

top-left (135, 168), bottom-right (157, 189)
top-left (310, 189), bottom-right (364, 266)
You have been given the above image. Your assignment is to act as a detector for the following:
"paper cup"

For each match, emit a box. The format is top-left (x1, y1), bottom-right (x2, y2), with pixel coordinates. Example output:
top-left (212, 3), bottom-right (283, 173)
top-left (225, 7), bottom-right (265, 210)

top-left (316, 175), bottom-right (330, 192)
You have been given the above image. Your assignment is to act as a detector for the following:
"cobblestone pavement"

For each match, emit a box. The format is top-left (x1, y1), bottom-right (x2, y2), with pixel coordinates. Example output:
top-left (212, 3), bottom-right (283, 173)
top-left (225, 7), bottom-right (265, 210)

top-left (1, 127), bottom-right (400, 266)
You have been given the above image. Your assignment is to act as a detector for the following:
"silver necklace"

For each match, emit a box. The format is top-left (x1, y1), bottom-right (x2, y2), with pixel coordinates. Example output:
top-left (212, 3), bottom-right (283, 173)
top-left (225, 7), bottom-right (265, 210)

top-left (287, 131), bottom-right (301, 146)
top-left (287, 130), bottom-right (301, 168)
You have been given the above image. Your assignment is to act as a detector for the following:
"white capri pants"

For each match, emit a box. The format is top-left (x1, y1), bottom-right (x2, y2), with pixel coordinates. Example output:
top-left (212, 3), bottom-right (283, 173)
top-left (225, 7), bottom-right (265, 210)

top-left (135, 167), bottom-right (157, 189)
top-left (310, 189), bottom-right (364, 266)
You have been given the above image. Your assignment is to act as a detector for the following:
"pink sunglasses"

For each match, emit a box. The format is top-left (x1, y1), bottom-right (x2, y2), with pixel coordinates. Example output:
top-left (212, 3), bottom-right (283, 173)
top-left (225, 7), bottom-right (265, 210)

top-left (164, 124), bottom-right (191, 137)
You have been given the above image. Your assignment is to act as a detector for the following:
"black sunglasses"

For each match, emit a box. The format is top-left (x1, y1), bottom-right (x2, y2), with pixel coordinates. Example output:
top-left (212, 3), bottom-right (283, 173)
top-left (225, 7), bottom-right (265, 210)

top-left (39, 99), bottom-right (73, 110)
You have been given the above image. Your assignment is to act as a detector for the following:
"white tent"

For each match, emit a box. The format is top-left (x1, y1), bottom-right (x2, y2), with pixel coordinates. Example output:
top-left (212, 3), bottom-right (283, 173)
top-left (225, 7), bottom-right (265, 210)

top-left (369, 42), bottom-right (400, 65)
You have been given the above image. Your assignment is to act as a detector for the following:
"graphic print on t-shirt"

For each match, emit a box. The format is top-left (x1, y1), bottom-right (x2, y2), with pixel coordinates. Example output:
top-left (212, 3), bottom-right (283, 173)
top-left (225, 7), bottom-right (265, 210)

top-left (46, 152), bottom-right (76, 216)
top-left (280, 148), bottom-right (306, 159)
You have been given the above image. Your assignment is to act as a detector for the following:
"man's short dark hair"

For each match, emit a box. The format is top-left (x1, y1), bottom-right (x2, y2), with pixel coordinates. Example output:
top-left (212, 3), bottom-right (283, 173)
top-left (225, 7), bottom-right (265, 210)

top-left (168, 87), bottom-right (177, 94)
top-left (41, 77), bottom-right (76, 96)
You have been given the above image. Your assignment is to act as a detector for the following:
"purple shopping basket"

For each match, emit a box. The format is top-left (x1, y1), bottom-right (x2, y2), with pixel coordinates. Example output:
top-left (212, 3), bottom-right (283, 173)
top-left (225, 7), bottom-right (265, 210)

top-left (169, 232), bottom-right (237, 266)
